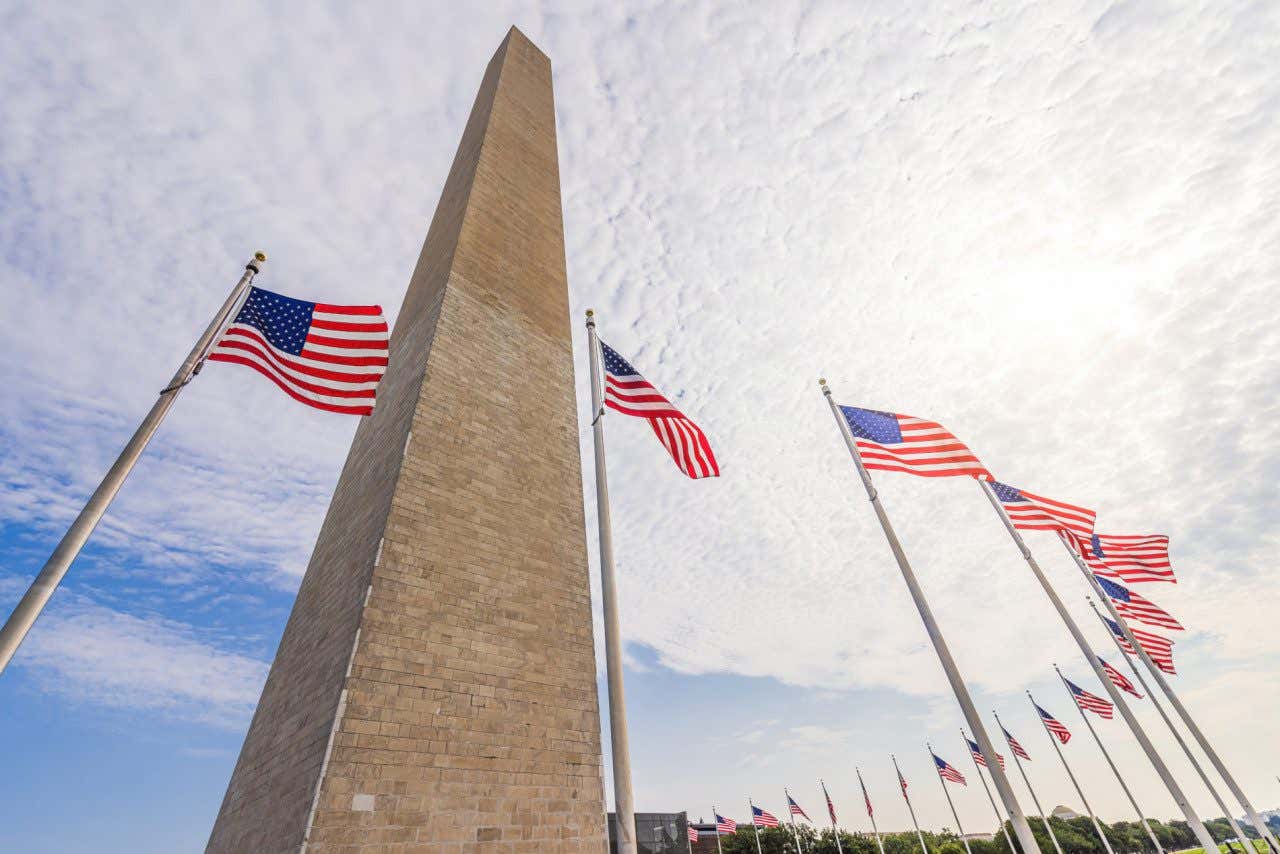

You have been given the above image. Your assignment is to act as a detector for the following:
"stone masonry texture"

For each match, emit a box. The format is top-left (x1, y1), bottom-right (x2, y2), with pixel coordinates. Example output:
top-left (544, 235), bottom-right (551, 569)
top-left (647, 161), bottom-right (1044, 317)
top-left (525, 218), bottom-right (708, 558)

top-left (206, 27), bottom-right (608, 854)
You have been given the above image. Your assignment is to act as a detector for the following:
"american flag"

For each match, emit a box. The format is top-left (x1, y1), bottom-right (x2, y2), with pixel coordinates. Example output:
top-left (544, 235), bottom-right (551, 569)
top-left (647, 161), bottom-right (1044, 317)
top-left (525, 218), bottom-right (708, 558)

top-left (1079, 533), bottom-right (1175, 584)
top-left (838, 406), bottom-right (990, 479)
top-left (716, 814), bottom-right (737, 835)
top-left (600, 341), bottom-right (719, 479)
top-left (965, 738), bottom-right (1005, 770)
top-left (1100, 657), bottom-right (1143, 699)
top-left (823, 780), bottom-right (840, 823)
top-left (1002, 727), bottom-right (1031, 760)
top-left (1095, 575), bottom-right (1183, 631)
top-left (898, 768), bottom-right (909, 796)
top-left (752, 806), bottom-right (779, 827)
top-left (1066, 677), bottom-right (1115, 719)
top-left (208, 286), bottom-right (388, 415)
top-left (989, 481), bottom-right (1095, 537)
top-left (933, 753), bottom-right (967, 785)
top-left (688, 825), bottom-right (699, 843)
top-left (1035, 703), bottom-right (1072, 743)
top-left (1107, 617), bottom-right (1177, 674)
top-left (787, 793), bottom-right (811, 822)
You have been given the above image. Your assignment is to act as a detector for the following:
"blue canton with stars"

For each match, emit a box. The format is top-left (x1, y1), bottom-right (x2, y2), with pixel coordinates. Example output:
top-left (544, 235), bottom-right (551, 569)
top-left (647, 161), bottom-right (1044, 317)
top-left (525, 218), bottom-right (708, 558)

top-left (989, 480), bottom-right (1027, 503)
top-left (600, 341), bottom-right (640, 376)
top-left (839, 405), bottom-right (902, 443)
top-left (1094, 575), bottom-right (1131, 602)
top-left (1090, 533), bottom-right (1105, 557)
top-left (233, 286), bottom-right (316, 355)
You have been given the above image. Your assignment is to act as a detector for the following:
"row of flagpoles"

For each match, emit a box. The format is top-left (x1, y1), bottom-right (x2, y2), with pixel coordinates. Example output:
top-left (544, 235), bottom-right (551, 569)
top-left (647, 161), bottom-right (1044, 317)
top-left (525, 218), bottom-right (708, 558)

top-left (0, 257), bottom-right (1272, 854)
top-left (582, 310), bottom-right (1278, 854)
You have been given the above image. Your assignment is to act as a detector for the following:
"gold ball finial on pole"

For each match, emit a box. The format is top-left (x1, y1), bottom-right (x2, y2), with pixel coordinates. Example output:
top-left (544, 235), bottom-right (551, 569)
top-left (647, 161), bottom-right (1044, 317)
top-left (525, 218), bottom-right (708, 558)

top-left (255, 251), bottom-right (267, 262)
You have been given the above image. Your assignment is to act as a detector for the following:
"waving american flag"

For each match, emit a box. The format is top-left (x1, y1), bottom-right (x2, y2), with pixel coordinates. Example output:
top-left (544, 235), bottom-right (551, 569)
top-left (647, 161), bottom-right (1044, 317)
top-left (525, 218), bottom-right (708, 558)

top-left (600, 341), bottom-right (719, 479)
top-left (838, 405), bottom-right (990, 478)
top-left (208, 285), bottom-right (388, 415)
top-left (1002, 726), bottom-right (1031, 760)
top-left (715, 814), bottom-right (737, 834)
top-left (1035, 703), bottom-right (1072, 744)
top-left (787, 793), bottom-right (811, 822)
top-left (752, 805), bottom-right (779, 827)
top-left (989, 481), bottom-right (1095, 537)
top-left (1099, 657), bottom-right (1143, 699)
top-left (933, 753), bottom-right (967, 784)
top-left (1095, 576), bottom-right (1183, 631)
top-left (1066, 677), bottom-right (1115, 719)
top-left (1107, 617), bottom-right (1177, 674)
top-left (1078, 533), bottom-right (1176, 584)
top-left (966, 737), bottom-right (1005, 770)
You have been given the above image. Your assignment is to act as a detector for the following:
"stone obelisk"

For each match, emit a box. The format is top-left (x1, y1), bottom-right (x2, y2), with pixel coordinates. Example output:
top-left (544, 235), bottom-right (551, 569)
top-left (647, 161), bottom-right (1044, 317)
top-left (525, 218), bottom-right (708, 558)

top-left (206, 28), bottom-right (607, 853)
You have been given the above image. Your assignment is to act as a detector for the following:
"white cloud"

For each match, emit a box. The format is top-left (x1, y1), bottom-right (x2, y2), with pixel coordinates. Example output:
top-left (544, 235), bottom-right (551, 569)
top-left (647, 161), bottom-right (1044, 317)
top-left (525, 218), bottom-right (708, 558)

top-left (12, 595), bottom-right (268, 729)
top-left (1, 0), bottom-right (1278, 832)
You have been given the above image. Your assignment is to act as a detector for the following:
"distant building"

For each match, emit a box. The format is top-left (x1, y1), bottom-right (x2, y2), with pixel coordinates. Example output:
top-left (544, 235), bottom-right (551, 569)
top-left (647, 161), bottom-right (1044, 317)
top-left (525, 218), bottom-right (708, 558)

top-left (1052, 805), bottom-right (1082, 820)
top-left (609, 813), bottom-right (693, 854)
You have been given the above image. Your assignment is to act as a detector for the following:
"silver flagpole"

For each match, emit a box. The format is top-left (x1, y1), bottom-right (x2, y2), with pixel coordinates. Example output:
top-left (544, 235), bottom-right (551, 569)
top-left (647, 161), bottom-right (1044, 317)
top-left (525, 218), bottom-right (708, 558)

top-left (978, 481), bottom-right (1219, 852)
top-left (963, 729), bottom-right (1018, 854)
top-left (993, 713), bottom-right (1064, 854)
top-left (821, 380), bottom-right (1040, 853)
top-left (1061, 534), bottom-right (1280, 854)
top-left (785, 788), bottom-right (806, 853)
top-left (1089, 599), bottom-right (1253, 854)
top-left (929, 743), bottom-right (973, 854)
top-left (894, 754), bottom-right (931, 854)
top-left (1054, 665), bottom-right (1165, 854)
top-left (856, 769), bottom-right (885, 854)
top-left (1027, 692), bottom-right (1116, 854)
top-left (584, 310), bottom-right (637, 854)
top-left (822, 780), bottom-right (846, 854)
top-left (712, 806), bottom-right (724, 854)
top-left (748, 798), bottom-right (764, 854)
top-left (0, 251), bottom-right (266, 676)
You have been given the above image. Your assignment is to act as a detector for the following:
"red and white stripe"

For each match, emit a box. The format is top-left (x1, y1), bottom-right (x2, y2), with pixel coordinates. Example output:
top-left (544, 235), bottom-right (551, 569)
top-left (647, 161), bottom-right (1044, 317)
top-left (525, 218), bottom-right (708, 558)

top-left (1004, 729), bottom-right (1031, 761)
top-left (1112, 589), bottom-right (1183, 632)
top-left (1077, 534), bottom-right (1176, 584)
top-left (209, 303), bottom-right (388, 416)
top-left (753, 807), bottom-right (779, 828)
top-left (1038, 708), bottom-right (1072, 744)
top-left (1115, 625), bottom-right (1177, 675)
top-left (688, 825), bottom-right (698, 843)
top-left (1072, 686), bottom-right (1115, 719)
top-left (936, 759), bottom-right (967, 785)
top-left (849, 411), bottom-right (990, 478)
top-left (1101, 659), bottom-right (1143, 699)
top-left (716, 815), bottom-right (737, 835)
top-left (970, 744), bottom-right (1006, 771)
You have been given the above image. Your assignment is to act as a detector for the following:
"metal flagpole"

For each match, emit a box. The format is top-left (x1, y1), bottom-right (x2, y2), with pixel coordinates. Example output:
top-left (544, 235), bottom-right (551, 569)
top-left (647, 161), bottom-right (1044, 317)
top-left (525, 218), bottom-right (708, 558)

top-left (929, 743), bottom-right (973, 854)
top-left (1024, 691), bottom-right (1116, 854)
top-left (894, 755), bottom-right (931, 854)
top-left (748, 798), bottom-right (764, 854)
top-left (785, 789), bottom-right (806, 854)
top-left (0, 251), bottom-right (266, 676)
top-left (856, 769), bottom-right (885, 854)
top-left (993, 714), bottom-right (1064, 854)
top-left (1061, 534), bottom-right (1280, 854)
top-left (1054, 665), bottom-right (1165, 854)
top-left (712, 806), bottom-right (724, 854)
top-left (1089, 600), bottom-right (1254, 854)
top-left (822, 780), bottom-right (846, 854)
top-left (821, 380), bottom-right (1040, 853)
top-left (963, 729), bottom-right (1018, 854)
top-left (978, 481), bottom-right (1218, 852)
top-left (585, 310), bottom-right (637, 854)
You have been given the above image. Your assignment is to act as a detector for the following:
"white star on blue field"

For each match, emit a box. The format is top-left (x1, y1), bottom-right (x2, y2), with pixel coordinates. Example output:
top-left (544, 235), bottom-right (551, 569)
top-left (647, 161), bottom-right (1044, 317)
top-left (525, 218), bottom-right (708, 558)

top-left (2, 2), bottom-right (1279, 851)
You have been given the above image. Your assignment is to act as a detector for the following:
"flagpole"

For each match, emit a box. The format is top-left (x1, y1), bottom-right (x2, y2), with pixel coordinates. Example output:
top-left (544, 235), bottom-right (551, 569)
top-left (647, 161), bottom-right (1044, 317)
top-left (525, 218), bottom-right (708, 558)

top-left (930, 744), bottom-right (973, 854)
top-left (977, 481), bottom-right (1218, 852)
top-left (963, 729), bottom-right (1018, 854)
top-left (748, 798), bottom-right (764, 854)
top-left (785, 789), bottom-right (805, 854)
top-left (1054, 664), bottom-right (1165, 854)
top-left (1061, 535), bottom-right (1280, 853)
top-left (0, 251), bottom-right (266, 676)
top-left (1024, 691), bottom-right (1116, 854)
top-left (896, 752), bottom-right (936, 854)
top-left (585, 310), bottom-right (638, 854)
top-left (1027, 692), bottom-right (1116, 854)
top-left (992, 715), bottom-right (1064, 854)
top-left (856, 769), bottom-right (885, 854)
top-left (822, 780), bottom-right (846, 854)
top-left (821, 380), bottom-right (1040, 854)
top-left (1088, 601), bottom-right (1253, 854)
top-left (712, 806), bottom-right (724, 854)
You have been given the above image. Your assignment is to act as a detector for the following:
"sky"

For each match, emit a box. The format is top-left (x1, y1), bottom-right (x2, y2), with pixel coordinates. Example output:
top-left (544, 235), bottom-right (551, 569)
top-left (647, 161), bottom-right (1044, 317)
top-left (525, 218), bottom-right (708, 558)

top-left (1, 1), bottom-right (1278, 851)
